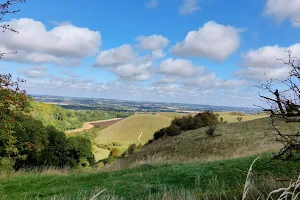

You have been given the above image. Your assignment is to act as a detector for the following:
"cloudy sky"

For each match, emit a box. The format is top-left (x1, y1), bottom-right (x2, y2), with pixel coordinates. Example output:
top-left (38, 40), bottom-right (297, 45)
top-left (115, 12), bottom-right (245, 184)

top-left (1, 0), bottom-right (300, 107)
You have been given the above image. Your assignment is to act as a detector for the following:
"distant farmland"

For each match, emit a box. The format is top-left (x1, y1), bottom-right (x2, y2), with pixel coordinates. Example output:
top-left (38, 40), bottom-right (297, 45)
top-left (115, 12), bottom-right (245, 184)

top-left (65, 118), bottom-right (122, 135)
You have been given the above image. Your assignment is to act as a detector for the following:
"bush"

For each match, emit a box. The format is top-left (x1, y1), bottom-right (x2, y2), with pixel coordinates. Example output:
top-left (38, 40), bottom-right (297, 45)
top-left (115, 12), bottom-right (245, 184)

top-left (237, 117), bottom-right (243, 122)
top-left (67, 136), bottom-right (95, 168)
top-left (152, 111), bottom-right (219, 141)
top-left (206, 125), bottom-right (216, 137)
top-left (110, 148), bottom-right (121, 157)
top-left (153, 124), bottom-right (181, 140)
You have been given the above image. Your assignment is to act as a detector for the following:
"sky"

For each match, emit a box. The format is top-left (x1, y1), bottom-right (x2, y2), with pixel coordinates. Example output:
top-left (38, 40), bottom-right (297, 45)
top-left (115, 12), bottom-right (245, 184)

top-left (1, 0), bottom-right (300, 107)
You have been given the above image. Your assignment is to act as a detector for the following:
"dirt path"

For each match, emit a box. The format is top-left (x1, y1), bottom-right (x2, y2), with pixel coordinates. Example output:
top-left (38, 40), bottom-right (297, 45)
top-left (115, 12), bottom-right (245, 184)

top-left (65, 118), bottom-right (122, 135)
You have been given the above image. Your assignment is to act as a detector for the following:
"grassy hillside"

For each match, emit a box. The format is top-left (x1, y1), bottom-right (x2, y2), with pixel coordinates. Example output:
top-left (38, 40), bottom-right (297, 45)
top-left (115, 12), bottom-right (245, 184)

top-left (0, 155), bottom-right (299, 199)
top-left (215, 111), bottom-right (268, 123)
top-left (156, 111), bottom-right (268, 123)
top-left (116, 117), bottom-right (299, 168)
top-left (95, 114), bottom-right (172, 147)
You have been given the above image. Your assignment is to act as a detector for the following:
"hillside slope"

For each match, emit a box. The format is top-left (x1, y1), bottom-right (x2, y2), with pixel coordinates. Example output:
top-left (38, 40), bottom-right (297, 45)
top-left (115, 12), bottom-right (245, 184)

top-left (1, 155), bottom-right (299, 199)
top-left (94, 114), bottom-right (172, 147)
top-left (116, 117), bottom-right (300, 168)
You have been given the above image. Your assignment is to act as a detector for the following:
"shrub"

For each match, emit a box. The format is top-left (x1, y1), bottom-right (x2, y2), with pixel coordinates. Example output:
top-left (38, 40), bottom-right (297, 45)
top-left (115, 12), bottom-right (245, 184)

top-left (127, 144), bottom-right (137, 155)
top-left (67, 136), bottom-right (95, 168)
top-left (194, 111), bottom-right (219, 127)
top-left (152, 111), bottom-right (219, 141)
top-left (206, 125), bottom-right (216, 137)
top-left (110, 148), bottom-right (121, 157)
top-left (153, 124), bottom-right (181, 140)
top-left (237, 117), bottom-right (243, 122)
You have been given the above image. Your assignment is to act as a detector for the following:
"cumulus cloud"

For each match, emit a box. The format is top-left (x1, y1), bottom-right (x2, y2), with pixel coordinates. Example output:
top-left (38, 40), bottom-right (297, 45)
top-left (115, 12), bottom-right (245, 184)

top-left (159, 58), bottom-right (204, 77)
top-left (146, 0), bottom-right (158, 8)
top-left (179, 0), bottom-right (201, 15)
top-left (156, 58), bottom-right (246, 89)
top-left (170, 21), bottom-right (241, 61)
top-left (264, 0), bottom-right (300, 27)
top-left (237, 44), bottom-right (300, 80)
top-left (50, 20), bottom-right (72, 26)
top-left (110, 62), bottom-right (153, 81)
top-left (94, 44), bottom-right (135, 66)
top-left (137, 35), bottom-right (169, 50)
top-left (137, 34), bottom-right (169, 59)
top-left (17, 66), bottom-right (48, 78)
top-left (94, 35), bottom-right (169, 81)
top-left (0, 18), bottom-right (101, 66)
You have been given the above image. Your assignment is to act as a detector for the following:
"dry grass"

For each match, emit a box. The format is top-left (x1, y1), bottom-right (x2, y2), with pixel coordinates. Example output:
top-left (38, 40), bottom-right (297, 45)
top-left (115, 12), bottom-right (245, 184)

top-left (115, 117), bottom-right (300, 168)
top-left (215, 111), bottom-right (269, 123)
top-left (94, 114), bottom-right (172, 148)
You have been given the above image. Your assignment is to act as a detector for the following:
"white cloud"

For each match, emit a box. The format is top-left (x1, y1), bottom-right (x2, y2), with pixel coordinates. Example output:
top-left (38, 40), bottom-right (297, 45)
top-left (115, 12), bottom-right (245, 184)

top-left (159, 58), bottom-right (203, 77)
top-left (0, 18), bottom-right (101, 66)
top-left (179, 0), bottom-right (201, 15)
top-left (157, 58), bottom-right (246, 90)
top-left (146, 0), bottom-right (158, 8)
top-left (112, 61), bottom-right (153, 81)
top-left (237, 44), bottom-right (300, 80)
top-left (94, 44), bottom-right (135, 66)
top-left (137, 35), bottom-right (169, 50)
top-left (236, 66), bottom-right (291, 81)
top-left (264, 0), bottom-right (300, 27)
top-left (50, 20), bottom-right (72, 26)
top-left (17, 66), bottom-right (48, 78)
top-left (170, 21), bottom-right (241, 61)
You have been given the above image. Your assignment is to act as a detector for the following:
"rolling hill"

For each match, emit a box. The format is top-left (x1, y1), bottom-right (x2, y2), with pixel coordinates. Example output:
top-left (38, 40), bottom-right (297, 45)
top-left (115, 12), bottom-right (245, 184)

top-left (1, 116), bottom-right (300, 199)
top-left (94, 114), bottom-right (172, 147)
top-left (115, 117), bottom-right (300, 168)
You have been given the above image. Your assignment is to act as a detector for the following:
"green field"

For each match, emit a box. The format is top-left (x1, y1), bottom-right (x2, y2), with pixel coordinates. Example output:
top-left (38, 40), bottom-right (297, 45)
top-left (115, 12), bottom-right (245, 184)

top-left (0, 155), bottom-right (299, 199)
top-left (94, 114), bottom-right (172, 147)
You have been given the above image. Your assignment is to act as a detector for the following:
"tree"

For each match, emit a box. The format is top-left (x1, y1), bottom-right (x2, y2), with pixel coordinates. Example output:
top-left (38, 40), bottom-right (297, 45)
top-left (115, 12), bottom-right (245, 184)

top-left (258, 50), bottom-right (300, 160)
top-left (0, 74), bottom-right (30, 169)
top-left (0, 0), bottom-right (26, 57)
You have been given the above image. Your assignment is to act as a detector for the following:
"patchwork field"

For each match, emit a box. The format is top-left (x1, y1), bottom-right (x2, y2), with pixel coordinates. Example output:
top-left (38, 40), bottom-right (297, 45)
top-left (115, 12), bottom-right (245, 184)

top-left (65, 118), bottom-right (122, 135)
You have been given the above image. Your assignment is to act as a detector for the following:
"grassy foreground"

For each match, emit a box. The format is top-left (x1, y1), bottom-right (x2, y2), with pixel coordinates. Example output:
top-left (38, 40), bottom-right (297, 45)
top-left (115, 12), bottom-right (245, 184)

top-left (0, 155), bottom-right (299, 199)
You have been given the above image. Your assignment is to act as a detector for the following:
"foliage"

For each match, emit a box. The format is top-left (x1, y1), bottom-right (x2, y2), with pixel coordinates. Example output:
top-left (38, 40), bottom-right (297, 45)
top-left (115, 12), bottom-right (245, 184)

top-left (206, 125), bottom-right (216, 137)
top-left (0, 74), bottom-right (30, 169)
top-left (30, 101), bottom-right (132, 132)
top-left (67, 136), bottom-right (95, 168)
top-left (153, 124), bottom-right (181, 140)
top-left (152, 111), bottom-right (219, 141)
top-left (109, 148), bottom-right (121, 157)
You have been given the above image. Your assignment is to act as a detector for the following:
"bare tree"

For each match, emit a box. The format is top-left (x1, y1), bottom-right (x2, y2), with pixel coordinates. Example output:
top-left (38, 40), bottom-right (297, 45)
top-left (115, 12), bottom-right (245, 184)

top-left (0, 0), bottom-right (26, 58)
top-left (258, 50), bottom-right (300, 160)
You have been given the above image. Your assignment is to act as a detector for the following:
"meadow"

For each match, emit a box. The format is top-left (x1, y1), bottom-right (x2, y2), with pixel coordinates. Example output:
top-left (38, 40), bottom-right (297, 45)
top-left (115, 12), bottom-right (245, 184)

top-left (0, 155), bottom-right (299, 199)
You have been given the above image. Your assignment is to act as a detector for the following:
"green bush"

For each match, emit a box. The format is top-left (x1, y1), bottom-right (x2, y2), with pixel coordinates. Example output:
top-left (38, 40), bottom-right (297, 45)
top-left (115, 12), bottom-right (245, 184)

top-left (152, 111), bottom-right (219, 141)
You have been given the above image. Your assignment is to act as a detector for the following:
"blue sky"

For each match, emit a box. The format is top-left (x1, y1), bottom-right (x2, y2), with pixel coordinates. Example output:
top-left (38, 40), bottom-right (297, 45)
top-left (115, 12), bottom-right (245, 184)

top-left (1, 0), bottom-right (300, 107)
